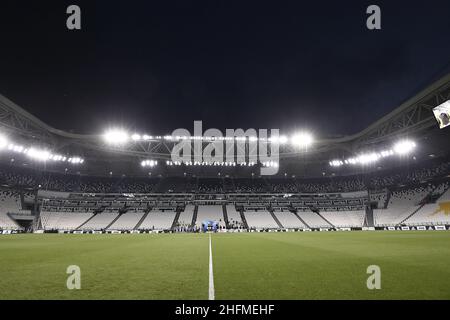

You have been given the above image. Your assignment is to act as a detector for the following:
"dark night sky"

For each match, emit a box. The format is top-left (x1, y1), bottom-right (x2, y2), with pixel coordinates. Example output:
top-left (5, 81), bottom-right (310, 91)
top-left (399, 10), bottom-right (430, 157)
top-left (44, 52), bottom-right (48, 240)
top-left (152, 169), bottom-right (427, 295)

top-left (0, 0), bottom-right (449, 138)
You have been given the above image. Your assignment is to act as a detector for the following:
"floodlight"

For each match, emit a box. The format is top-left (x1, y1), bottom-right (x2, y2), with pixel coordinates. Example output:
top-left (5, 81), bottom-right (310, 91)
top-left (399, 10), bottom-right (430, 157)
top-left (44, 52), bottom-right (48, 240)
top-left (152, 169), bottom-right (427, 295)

top-left (26, 148), bottom-right (51, 161)
top-left (0, 135), bottom-right (8, 150)
top-left (329, 160), bottom-right (343, 167)
top-left (141, 159), bottom-right (158, 168)
top-left (269, 135), bottom-right (288, 144)
top-left (291, 132), bottom-right (313, 147)
top-left (393, 140), bottom-right (416, 155)
top-left (103, 129), bottom-right (129, 145)
top-left (357, 153), bottom-right (380, 164)
top-left (131, 134), bottom-right (141, 141)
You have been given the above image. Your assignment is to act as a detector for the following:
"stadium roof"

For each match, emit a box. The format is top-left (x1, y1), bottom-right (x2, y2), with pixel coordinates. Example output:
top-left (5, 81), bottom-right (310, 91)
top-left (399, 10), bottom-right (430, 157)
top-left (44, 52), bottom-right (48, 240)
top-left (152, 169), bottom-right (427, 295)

top-left (0, 72), bottom-right (449, 178)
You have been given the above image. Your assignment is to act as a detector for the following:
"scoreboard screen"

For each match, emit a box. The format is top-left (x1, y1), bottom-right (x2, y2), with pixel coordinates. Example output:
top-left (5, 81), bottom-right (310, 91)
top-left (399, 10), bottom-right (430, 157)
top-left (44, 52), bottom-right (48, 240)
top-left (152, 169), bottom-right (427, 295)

top-left (433, 100), bottom-right (450, 129)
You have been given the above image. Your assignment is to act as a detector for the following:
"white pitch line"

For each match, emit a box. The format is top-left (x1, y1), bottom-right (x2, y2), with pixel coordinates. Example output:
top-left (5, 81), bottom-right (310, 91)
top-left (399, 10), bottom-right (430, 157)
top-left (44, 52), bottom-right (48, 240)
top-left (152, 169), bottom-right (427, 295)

top-left (208, 233), bottom-right (215, 300)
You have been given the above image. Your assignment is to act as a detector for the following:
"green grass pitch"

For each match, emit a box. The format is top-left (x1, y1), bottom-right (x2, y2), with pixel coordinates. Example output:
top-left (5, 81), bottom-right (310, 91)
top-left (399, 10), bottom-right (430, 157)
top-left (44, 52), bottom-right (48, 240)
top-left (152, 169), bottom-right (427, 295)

top-left (1, 231), bottom-right (450, 300)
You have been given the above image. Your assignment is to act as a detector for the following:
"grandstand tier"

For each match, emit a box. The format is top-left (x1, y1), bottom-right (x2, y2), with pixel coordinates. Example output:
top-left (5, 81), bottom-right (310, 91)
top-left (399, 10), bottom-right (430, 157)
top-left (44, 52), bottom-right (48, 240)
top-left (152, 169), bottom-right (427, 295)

top-left (1, 160), bottom-right (450, 232)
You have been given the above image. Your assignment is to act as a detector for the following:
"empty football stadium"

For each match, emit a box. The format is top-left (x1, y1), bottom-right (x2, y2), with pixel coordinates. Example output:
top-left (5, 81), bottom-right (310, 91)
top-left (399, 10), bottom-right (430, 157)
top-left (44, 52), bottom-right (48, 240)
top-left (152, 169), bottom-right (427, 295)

top-left (1, 72), bottom-right (450, 300)
top-left (1, 2), bottom-right (450, 306)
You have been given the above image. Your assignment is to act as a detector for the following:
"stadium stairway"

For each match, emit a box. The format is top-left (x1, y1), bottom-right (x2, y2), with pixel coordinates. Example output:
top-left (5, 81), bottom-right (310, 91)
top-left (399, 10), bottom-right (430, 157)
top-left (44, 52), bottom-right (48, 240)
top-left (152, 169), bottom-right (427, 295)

top-left (170, 208), bottom-right (182, 231)
top-left (19, 193), bottom-right (26, 210)
top-left (239, 209), bottom-right (249, 229)
top-left (190, 205), bottom-right (198, 230)
top-left (222, 205), bottom-right (231, 229)
top-left (268, 209), bottom-right (284, 229)
top-left (398, 204), bottom-right (427, 225)
top-left (314, 210), bottom-right (335, 228)
top-left (364, 206), bottom-right (375, 227)
top-left (398, 183), bottom-right (445, 225)
top-left (134, 211), bottom-right (150, 230)
top-left (104, 213), bottom-right (123, 230)
top-left (292, 211), bottom-right (311, 228)
top-left (75, 213), bottom-right (98, 230)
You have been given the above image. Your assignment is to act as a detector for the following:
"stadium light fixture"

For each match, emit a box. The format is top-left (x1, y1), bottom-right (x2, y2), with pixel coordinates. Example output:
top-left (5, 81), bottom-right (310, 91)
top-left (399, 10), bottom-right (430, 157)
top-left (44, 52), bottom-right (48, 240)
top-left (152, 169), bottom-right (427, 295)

top-left (279, 135), bottom-right (288, 144)
top-left (291, 132), bottom-right (313, 148)
top-left (0, 135), bottom-right (8, 150)
top-left (393, 140), bottom-right (416, 155)
top-left (26, 148), bottom-right (51, 161)
top-left (269, 135), bottom-right (288, 144)
top-left (263, 161), bottom-right (279, 168)
top-left (103, 129), bottom-right (129, 145)
top-left (329, 140), bottom-right (417, 167)
top-left (141, 160), bottom-right (158, 168)
top-left (1, 135), bottom-right (84, 165)
top-left (131, 134), bottom-right (141, 141)
top-left (329, 160), bottom-right (344, 167)
top-left (68, 157), bottom-right (84, 164)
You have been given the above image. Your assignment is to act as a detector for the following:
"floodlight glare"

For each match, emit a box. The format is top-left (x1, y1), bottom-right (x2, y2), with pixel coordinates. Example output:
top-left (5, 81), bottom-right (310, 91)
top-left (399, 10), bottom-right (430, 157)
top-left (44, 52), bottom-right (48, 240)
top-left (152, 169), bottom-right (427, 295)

top-left (131, 134), bottom-right (141, 141)
top-left (393, 140), bottom-right (416, 155)
top-left (279, 135), bottom-right (288, 144)
top-left (270, 135), bottom-right (288, 144)
top-left (0, 135), bottom-right (8, 150)
top-left (103, 129), bottom-right (129, 145)
top-left (329, 160), bottom-right (344, 167)
top-left (141, 160), bottom-right (158, 168)
top-left (26, 148), bottom-right (51, 161)
top-left (291, 132), bottom-right (313, 147)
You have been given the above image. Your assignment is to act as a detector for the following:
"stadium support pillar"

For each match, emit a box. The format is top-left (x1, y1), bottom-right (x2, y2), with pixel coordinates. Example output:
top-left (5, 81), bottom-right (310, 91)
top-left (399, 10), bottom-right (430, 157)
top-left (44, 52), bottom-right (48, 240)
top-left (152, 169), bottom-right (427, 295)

top-left (384, 189), bottom-right (391, 209)
top-left (31, 188), bottom-right (41, 231)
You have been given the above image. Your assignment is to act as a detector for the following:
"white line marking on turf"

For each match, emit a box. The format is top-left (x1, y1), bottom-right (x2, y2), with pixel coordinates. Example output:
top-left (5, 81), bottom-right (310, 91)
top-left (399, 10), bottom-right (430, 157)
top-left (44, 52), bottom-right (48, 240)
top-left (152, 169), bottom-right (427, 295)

top-left (209, 233), bottom-right (215, 300)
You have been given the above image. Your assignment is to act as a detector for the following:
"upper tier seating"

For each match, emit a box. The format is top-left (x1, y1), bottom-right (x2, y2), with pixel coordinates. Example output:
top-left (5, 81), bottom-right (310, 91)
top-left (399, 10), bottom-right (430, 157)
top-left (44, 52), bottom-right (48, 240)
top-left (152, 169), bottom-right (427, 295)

top-left (404, 182), bottom-right (450, 225)
top-left (0, 190), bottom-right (22, 214)
top-left (370, 191), bottom-right (388, 209)
top-left (1, 158), bottom-right (450, 194)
